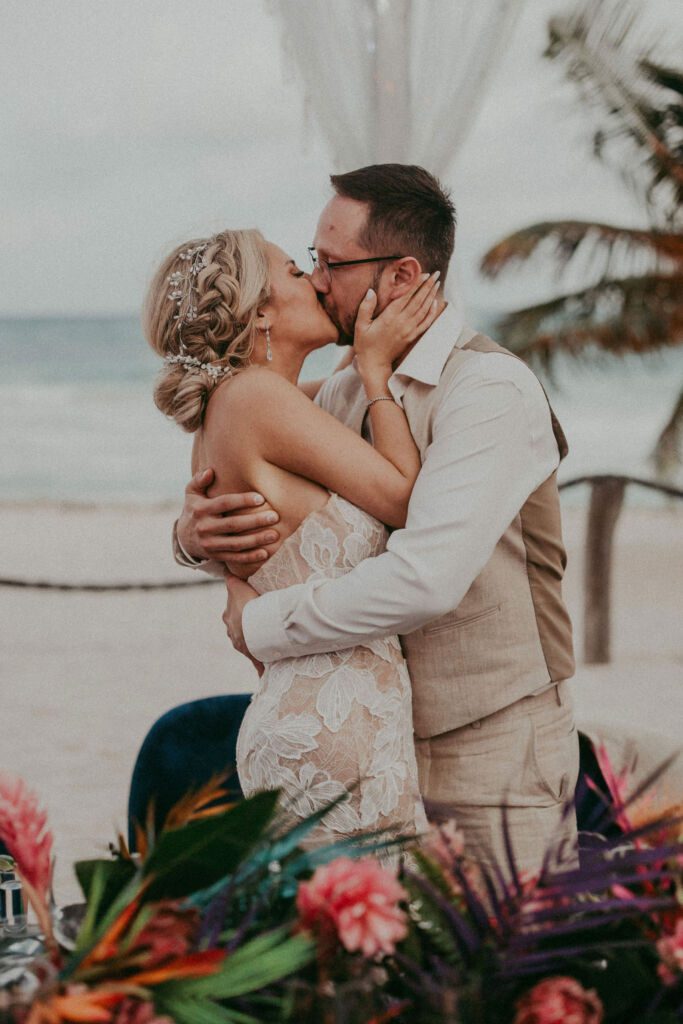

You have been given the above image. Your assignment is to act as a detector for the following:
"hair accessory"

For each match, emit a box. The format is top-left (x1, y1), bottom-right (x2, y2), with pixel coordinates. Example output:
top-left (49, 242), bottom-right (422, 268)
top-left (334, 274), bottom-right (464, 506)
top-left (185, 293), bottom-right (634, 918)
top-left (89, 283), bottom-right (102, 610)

top-left (164, 353), bottom-right (232, 380)
top-left (265, 324), bottom-right (273, 362)
top-left (167, 242), bottom-right (211, 329)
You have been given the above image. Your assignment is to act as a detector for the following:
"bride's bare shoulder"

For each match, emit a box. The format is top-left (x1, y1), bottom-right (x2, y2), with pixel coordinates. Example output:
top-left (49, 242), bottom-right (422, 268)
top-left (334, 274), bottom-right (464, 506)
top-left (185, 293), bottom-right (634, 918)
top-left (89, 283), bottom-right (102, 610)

top-left (216, 365), bottom-right (298, 404)
top-left (204, 366), bottom-right (302, 432)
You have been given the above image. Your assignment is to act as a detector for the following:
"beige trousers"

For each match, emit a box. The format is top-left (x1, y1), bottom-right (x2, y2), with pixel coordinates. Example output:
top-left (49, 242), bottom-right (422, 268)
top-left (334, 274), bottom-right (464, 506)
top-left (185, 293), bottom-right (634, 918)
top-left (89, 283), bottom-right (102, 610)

top-left (414, 682), bottom-right (580, 877)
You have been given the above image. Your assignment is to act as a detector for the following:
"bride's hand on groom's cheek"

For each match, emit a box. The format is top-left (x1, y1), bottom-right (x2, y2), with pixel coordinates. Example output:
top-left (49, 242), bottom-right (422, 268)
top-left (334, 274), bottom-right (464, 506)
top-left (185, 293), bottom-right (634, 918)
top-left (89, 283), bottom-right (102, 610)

top-left (223, 574), bottom-right (263, 676)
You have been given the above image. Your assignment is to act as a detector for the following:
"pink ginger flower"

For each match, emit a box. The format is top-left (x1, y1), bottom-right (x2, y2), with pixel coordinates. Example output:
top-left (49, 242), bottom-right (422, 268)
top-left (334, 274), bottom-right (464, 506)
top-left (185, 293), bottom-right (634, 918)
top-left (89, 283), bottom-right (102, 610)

top-left (131, 903), bottom-right (199, 966)
top-left (296, 856), bottom-right (408, 958)
top-left (657, 916), bottom-right (683, 986)
top-left (0, 774), bottom-right (53, 899)
top-left (111, 996), bottom-right (175, 1024)
top-left (513, 976), bottom-right (604, 1024)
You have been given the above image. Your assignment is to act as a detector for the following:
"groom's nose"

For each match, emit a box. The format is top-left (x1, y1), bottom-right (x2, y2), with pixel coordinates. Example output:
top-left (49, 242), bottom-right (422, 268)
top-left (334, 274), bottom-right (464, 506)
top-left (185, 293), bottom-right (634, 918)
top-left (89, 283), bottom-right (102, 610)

top-left (310, 265), bottom-right (330, 293)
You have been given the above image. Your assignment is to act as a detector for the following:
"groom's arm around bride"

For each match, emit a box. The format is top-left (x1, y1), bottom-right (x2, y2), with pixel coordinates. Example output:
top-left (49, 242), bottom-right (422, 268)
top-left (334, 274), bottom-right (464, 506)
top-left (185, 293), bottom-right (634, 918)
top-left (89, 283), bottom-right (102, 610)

top-left (176, 163), bottom-right (580, 877)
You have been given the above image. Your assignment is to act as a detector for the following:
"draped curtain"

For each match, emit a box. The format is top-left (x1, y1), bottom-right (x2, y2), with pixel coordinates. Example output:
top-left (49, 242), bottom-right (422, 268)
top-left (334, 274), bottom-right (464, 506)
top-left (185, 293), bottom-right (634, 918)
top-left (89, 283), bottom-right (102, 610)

top-left (268, 0), bottom-right (525, 176)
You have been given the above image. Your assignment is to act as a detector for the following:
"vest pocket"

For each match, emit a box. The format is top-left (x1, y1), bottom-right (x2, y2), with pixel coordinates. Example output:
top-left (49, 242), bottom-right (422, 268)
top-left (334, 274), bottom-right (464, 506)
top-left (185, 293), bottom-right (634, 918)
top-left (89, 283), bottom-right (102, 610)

top-left (422, 604), bottom-right (500, 636)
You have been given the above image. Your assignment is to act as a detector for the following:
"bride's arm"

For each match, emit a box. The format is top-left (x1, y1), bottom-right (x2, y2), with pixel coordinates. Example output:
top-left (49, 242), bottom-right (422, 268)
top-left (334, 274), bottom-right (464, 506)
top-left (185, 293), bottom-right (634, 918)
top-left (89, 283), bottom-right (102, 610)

top-left (214, 276), bottom-right (440, 530)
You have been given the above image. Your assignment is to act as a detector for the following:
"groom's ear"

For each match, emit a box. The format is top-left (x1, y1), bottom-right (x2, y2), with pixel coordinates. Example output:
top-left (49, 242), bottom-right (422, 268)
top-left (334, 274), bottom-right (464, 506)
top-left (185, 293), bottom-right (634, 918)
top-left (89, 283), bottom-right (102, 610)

top-left (385, 257), bottom-right (422, 300)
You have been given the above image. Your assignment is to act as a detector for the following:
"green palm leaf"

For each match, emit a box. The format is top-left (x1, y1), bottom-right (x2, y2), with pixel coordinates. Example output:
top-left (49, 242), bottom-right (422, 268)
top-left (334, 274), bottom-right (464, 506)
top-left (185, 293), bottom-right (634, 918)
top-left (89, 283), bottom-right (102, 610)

top-left (481, 222), bottom-right (683, 279)
top-left (495, 273), bottom-right (683, 364)
top-left (546, 0), bottom-right (683, 218)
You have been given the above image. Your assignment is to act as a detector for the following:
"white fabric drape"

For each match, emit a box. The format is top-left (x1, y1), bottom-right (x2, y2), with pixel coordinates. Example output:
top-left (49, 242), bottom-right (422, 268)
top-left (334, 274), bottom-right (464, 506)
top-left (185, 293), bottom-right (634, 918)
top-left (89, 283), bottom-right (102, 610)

top-left (269, 0), bottom-right (525, 176)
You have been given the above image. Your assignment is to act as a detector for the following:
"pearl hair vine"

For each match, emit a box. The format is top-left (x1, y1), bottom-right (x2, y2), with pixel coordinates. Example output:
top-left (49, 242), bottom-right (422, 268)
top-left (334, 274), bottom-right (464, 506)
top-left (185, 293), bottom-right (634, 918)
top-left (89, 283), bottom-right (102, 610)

top-left (164, 353), bottom-right (232, 380)
top-left (167, 242), bottom-right (211, 326)
top-left (165, 238), bottom-right (231, 380)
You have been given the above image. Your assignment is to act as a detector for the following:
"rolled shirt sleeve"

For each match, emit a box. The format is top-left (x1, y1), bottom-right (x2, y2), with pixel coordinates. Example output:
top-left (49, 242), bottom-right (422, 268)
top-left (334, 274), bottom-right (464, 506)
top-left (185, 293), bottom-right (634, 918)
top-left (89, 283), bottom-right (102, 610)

top-left (243, 354), bottom-right (560, 663)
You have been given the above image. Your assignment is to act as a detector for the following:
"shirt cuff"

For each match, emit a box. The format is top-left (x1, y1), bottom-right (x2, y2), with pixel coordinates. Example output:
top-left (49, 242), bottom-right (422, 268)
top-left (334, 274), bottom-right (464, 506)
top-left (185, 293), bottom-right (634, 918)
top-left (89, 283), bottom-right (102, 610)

top-left (243, 587), bottom-right (300, 663)
top-left (172, 519), bottom-right (209, 569)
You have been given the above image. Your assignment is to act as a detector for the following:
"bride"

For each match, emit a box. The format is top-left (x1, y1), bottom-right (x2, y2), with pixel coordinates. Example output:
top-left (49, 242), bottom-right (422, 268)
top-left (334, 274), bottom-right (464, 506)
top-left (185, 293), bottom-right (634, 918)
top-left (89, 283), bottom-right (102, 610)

top-left (143, 229), bottom-right (439, 847)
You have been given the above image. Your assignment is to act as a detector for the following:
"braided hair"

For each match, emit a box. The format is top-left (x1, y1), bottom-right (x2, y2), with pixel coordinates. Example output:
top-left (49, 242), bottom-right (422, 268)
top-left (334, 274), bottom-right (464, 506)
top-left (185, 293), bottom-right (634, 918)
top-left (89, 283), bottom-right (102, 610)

top-left (143, 229), bottom-right (270, 431)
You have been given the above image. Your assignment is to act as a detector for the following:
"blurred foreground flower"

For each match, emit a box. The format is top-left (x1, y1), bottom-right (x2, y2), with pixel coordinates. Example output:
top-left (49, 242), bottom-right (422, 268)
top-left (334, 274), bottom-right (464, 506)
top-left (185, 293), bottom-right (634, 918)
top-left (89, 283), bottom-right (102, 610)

top-left (297, 856), bottom-right (408, 958)
top-left (657, 914), bottom-right (683, 985)
top-left (513, 975), bottom-right (604, 1024)
top-left (0, 775), bottom-right (52, 899)
top-left (0, 774), bottom-right (55, 957)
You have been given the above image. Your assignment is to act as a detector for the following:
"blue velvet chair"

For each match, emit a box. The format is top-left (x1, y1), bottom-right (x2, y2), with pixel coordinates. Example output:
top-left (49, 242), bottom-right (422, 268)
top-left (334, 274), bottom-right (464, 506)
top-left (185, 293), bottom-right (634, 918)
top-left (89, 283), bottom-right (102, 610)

top-left (127, 693), bottom-right (251, 849)
top-left (126, 694), bottom-right (615, 852)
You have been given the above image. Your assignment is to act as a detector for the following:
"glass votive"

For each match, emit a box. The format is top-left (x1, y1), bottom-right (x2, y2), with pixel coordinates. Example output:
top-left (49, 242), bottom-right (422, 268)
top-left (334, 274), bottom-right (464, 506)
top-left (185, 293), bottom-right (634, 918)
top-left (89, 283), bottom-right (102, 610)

top-left (0, 880), bottom-right (26, 936)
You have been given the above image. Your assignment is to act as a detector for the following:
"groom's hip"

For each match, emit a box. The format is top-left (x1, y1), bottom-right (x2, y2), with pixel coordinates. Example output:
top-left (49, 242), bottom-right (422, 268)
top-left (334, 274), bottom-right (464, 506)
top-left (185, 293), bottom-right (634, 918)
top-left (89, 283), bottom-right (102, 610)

top-left (414, 682), bottom-right (580, 873)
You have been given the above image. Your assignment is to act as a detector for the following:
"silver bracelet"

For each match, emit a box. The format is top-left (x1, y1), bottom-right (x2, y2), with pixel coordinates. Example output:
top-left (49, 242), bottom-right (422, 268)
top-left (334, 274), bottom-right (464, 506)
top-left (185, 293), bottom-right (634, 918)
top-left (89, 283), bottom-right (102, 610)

top-left (366, 395), bottom-right (396, 409)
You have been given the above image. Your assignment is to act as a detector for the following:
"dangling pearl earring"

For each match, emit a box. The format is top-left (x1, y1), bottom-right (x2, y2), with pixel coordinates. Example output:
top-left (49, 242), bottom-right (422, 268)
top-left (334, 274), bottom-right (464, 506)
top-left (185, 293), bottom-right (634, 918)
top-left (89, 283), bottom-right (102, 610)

top-left (265, 324), bottom-right (273, 362)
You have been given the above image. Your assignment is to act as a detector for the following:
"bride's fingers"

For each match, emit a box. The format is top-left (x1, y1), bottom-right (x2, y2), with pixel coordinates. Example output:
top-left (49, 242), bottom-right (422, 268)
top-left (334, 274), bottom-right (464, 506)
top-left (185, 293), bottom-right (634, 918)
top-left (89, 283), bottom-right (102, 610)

top-left (404, 271), bottom-right (440, 317)
top-left (417, 296), bottom-right (442, 332)
top-left (404, 275), bottom-right (440, 325)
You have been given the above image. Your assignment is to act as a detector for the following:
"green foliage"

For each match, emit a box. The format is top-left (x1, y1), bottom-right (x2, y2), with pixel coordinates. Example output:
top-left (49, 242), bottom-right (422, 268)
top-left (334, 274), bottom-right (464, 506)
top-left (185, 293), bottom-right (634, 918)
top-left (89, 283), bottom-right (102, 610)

top-left (480, 0), bottom-right (683, 472)
top-left (74, 857), bottom-right (137, 927)
top-left (142, 789), bottom-right (280, 902)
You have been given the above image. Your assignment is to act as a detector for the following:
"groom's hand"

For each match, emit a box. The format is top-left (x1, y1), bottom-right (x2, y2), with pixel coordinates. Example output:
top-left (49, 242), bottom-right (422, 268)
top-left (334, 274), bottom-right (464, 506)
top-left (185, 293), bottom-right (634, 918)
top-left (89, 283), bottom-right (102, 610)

top-left (177, 468), bottom-right (281, 565)
top-left (223, 574), bottom-right (263, 675)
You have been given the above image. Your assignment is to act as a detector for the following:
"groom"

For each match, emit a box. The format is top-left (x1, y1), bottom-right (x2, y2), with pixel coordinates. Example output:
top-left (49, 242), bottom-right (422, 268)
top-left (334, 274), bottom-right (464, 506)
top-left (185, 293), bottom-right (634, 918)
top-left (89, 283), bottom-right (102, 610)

top-left (174, 163), bottom-right (579, 874)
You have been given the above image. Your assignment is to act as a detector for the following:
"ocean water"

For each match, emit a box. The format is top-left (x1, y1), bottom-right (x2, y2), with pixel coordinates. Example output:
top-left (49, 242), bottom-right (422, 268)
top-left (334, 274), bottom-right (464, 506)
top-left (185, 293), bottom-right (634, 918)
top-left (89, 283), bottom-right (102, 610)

top-left (2, 315), bottom-right (682, 506)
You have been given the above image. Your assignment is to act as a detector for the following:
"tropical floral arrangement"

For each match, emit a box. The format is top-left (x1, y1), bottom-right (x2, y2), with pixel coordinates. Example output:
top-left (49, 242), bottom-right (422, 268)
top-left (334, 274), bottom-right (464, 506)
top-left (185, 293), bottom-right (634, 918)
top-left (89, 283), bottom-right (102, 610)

top-left (0, 748), bottom-right (682, 1024)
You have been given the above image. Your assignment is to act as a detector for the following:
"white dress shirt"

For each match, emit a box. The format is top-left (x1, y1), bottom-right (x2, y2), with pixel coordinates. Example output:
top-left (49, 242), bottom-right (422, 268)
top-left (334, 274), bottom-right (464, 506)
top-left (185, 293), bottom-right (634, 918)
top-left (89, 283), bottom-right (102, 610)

top-left (243, 303), bottom-right (560, 663)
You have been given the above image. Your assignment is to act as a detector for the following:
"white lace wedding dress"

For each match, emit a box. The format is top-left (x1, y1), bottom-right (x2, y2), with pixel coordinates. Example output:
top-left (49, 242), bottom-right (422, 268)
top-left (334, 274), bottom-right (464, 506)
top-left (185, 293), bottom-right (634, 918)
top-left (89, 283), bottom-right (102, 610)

top-left (236, 493), bottom-right (427, 848)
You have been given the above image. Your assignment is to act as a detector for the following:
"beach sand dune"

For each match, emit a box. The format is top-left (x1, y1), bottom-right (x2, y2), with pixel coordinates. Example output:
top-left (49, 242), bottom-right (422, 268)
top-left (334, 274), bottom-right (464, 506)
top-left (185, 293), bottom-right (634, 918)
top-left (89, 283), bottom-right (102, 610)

top-left (1, 501), bottom-right (681, 904)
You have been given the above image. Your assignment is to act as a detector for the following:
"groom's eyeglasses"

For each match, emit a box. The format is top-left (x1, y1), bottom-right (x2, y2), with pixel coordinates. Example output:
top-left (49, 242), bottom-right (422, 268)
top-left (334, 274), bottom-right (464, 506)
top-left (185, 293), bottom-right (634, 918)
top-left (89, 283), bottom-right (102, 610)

top-left (307, 247), bottom-right (403, 283)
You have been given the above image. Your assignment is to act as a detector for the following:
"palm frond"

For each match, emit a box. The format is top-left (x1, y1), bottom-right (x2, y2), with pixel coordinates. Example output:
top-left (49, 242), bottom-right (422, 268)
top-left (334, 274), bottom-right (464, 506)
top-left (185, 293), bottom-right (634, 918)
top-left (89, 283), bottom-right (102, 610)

top-left (652, 386), bottom-right (683, 475)
top-left (546, 0), bottom-right (683, 220)
top-left (480, 221), bottom-right (683, 279)
top-left (640, 59), bottom-right (683, 101)
top-left (495, 273), bottom-right (683, 366)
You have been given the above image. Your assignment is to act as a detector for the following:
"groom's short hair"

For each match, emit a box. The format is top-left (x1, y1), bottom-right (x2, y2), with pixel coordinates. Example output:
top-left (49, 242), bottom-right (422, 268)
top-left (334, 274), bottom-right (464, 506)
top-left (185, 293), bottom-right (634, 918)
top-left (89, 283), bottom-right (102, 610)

top-left (330, 164), bottom-right (456, 282)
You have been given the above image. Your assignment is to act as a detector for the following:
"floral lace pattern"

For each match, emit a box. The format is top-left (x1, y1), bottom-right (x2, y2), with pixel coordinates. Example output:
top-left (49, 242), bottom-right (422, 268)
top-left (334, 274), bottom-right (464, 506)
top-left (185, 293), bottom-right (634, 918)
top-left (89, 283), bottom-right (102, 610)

top-left (236, 494), bottom-right (427, 848)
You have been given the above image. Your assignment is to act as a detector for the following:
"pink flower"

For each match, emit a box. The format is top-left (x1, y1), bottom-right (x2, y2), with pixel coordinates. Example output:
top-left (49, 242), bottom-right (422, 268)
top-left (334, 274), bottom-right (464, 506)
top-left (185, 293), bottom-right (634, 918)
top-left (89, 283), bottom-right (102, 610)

top-left (513, 976), bottom-right (604, 1024)
top-left (0, 774), bottom-right (53, 899)
top-left (588, 743), bottom-right (633, 833)
top-left (131, 903), bottom-right (199, 967)
top-left (657, 916), bottom-right (683, 986)
top-left (296, 856), bottom-right (408, 958)
top-left (111, 997), bottom-right (174, 1024)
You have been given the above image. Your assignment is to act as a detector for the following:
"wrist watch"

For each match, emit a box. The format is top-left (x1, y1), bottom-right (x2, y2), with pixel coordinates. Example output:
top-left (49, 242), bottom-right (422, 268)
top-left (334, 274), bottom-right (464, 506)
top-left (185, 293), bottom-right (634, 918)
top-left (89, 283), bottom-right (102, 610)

top-left (172, 519), bottom-right (209, 569)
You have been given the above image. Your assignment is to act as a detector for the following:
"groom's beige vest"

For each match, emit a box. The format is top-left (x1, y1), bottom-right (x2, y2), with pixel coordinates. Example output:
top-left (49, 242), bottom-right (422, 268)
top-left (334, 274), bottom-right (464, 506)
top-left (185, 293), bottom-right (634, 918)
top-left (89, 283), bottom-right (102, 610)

top-left (321, 330), bottom-right (575, 738)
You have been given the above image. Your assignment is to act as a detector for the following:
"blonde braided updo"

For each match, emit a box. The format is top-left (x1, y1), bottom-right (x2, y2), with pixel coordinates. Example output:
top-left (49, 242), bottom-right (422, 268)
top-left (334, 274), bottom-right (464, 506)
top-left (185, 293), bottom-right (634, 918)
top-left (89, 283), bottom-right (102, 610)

top-left (143, 229), bottom-right (270, 432)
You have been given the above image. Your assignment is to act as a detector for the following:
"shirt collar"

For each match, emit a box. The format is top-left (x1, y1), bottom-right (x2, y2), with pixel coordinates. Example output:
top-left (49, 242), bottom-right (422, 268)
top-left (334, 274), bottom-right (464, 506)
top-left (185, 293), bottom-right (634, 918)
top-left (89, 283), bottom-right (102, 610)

top-left (389, 299), bottom-right (466, 399)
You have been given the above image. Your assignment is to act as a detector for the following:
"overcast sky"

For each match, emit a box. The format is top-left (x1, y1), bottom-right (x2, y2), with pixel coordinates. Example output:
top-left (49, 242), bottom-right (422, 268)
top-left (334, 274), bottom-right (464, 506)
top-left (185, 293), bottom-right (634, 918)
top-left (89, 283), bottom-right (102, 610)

top-left (2, 0), bottom-right (680, 318)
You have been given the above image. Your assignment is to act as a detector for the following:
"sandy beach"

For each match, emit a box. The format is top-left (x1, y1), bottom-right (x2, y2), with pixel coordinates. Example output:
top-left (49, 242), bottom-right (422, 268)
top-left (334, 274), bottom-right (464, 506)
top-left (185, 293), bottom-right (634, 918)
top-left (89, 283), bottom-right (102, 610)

top-left (1, 499), bottom-right (682, 904)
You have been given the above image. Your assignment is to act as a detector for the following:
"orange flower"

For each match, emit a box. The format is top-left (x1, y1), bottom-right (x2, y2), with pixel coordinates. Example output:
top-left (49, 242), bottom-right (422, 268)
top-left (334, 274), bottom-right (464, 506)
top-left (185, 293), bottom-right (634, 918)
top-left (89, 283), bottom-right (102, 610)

top-left (125, 948), bottom-right (225, 987)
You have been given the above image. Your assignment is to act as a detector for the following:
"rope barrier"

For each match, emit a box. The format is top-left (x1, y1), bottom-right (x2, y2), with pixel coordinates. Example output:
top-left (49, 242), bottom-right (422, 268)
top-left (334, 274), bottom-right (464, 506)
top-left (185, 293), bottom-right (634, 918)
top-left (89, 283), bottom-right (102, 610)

top-left (1, 474), bottom-right (681, 592)
top-left (558, 474), bottom-right (683, 499)
top-left (0, 577), bottom-right (220, 592)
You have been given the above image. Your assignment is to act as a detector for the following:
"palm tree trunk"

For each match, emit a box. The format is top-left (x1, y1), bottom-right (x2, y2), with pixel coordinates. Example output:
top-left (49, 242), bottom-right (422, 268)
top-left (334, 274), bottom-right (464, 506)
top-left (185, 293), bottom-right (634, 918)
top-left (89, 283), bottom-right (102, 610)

top-left (584, 477), bottom-right (626, 664)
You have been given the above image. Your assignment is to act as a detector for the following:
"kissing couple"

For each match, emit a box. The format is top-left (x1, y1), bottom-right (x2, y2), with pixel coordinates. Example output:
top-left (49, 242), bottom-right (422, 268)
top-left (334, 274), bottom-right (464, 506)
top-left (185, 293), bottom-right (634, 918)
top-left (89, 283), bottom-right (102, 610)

top-left (144, 162), bottom-right (580, 875)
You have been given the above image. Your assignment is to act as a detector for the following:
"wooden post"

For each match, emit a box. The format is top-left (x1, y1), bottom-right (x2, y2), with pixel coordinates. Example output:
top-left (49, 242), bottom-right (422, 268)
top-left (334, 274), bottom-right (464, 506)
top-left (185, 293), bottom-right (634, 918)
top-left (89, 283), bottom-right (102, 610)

top-left (584, 476), bottom-right (626, 664)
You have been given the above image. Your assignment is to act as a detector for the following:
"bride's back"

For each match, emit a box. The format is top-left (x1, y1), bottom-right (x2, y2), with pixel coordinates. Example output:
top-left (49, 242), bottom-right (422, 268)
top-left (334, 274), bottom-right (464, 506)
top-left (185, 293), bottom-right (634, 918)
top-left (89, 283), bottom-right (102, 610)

top-left (194, 366), bottom-right (331, 580)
